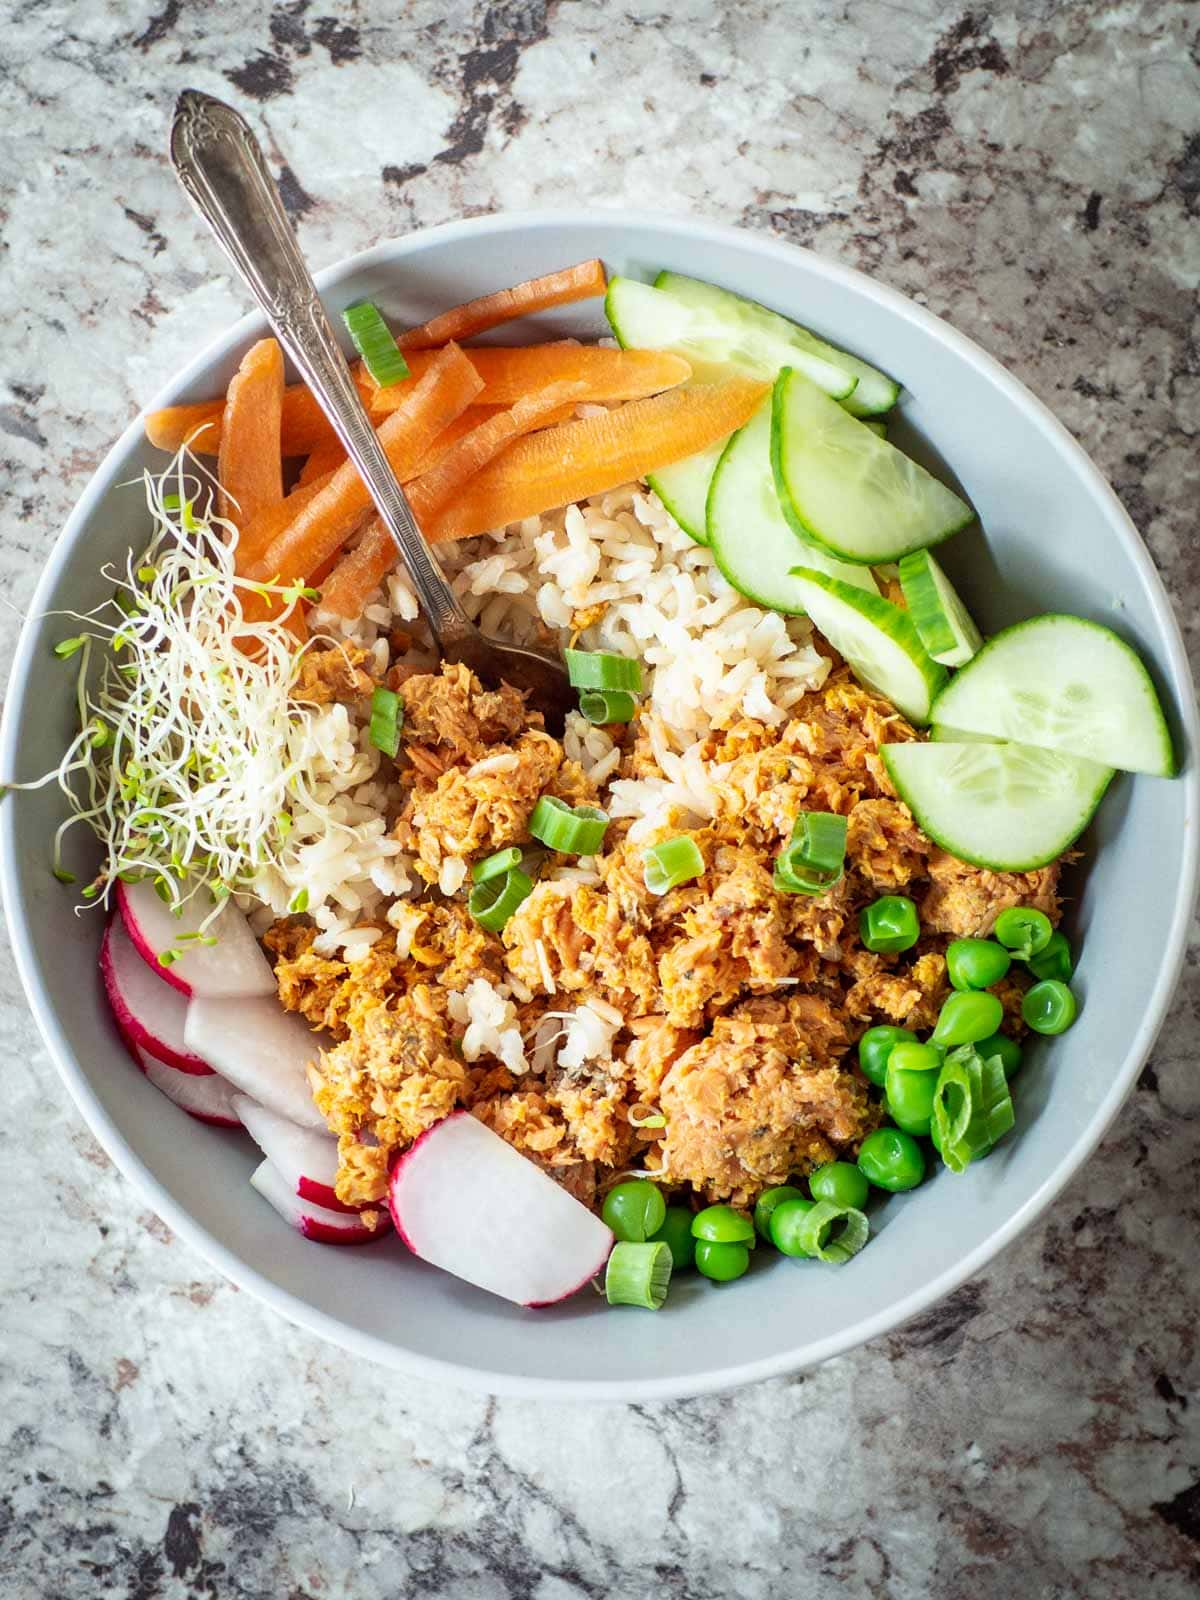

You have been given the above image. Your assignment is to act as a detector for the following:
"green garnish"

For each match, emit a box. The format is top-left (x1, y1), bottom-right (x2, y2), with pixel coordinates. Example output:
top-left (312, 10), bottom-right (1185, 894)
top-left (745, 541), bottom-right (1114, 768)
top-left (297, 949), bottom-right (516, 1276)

top-left (563, 648), bottom-right (643, 693)
top-left (643, 835), bottom-right (704, 895)
top-left (605, 1240), bottom-right (673, 1310)
top-left (467, 866), bottom-right (534, 933)
top-left (471, 847), bottom-right (522, 884)
top-left (528, 795), bottom-right (609, 855)
top-left (343, 300), bottom-right (411, 388)
top-left (368, 686), bottom-right (403, 758)
top-left (54, 636), bottom-right (87, 660)
top-left (578, 689), bottom-right (637, 725)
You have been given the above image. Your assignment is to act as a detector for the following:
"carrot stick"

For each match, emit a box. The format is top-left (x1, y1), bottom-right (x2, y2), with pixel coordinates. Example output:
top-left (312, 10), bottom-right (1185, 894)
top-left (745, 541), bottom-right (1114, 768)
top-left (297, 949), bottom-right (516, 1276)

top-left (217, 339), bottom-right (285, 530)
top-left (317, 380), bottom-right (593, 617)
top-left (235, 475), bottom-right (332, 574)
top-left (369, 344), bottom-right (690, 416)
top-left (145, 370), bottom-right (375, 457)
top-left (395, 260), bottom-right (607, 351)
top-left (426, 380), bottom-right (769, 544)
top-left (297, 439), bottom-right (347, 484)
top-left (144, 399), bottom-right (223, 453)
top-left (245, 343), bottom-right (483, 587)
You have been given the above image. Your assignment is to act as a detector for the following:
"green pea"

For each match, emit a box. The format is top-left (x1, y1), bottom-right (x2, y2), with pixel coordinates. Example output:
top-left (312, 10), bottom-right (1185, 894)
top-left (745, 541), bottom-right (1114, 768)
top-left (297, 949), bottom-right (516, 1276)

top-left (932, 990), bottom-right (1004, 1047)
top-left (768, 1197), bottom-right (816, 1257)
top-left (1022, 979), bottom-right (1077, 1035)
top-left (888, 1040), bottom-right (943, 1074)
top-left (754, 1184), bottom-right (805, 1243)
top-left (859, 894), bottom-right (920, 954)
top-left (691, 1203), bottom-right (756, 1246)
top-left (993, 906), bottom-right (1053, 961)
top-left (946, 938), bottom-right (1011, 991)
top-left (857, 1025), bottom-right (916, 1087)
top-left (602, 1179), bottom-right (666, 1243)
top-left (649, 1205), bottom-right (696, 1270)
top-left (808, 1162), bottom-right (869, 1210)
top-left (695, 1239), bottom-right (751, 1281)
top-left (857, 1127), bottom-right (926, 1191)
top-left (978, 1032), bottom-right (1023, 1079)
top-left (885, 1063), bottom-right (938, 1137)
top-left (1028, 930), bottom-right (1074, 983)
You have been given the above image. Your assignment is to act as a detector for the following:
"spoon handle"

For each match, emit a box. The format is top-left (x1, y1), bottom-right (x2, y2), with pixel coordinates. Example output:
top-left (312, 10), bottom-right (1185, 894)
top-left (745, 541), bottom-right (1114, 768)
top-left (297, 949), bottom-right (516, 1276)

top-left (169, 89), bottom-right (474, 649)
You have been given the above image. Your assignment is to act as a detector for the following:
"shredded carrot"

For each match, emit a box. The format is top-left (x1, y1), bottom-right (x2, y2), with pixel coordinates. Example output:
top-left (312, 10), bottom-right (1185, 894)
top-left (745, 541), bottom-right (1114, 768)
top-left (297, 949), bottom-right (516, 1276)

top-left (318, 380), bottom-right (593, 618)
top-left (245, 343), bottom-right (483, 589)
top-left (426, 380), bottom-right (769, 544)
top-left (395, 260), bottom-right (607, 351)
top-left (217, 339), bottom-right (285, 530)
top-left (369, 343), bottom-right (690, 415)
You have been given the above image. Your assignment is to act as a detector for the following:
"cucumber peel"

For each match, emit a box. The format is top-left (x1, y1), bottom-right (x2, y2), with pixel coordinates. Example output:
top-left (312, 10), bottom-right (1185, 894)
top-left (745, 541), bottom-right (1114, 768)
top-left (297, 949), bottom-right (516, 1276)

top-left (787, 566), bottom-right (947, 724)
top-left (654, 270), bottom-right (900, 417)
top-left (883, 740), bottom-right (1115, 872)
top-left (930, 614), bottom-right (1176, 777)
top-left (707, 405), bottom-right (879, 615)
top-left (648, 442), bottom-right (723, 545)
top-left (772, 368), bottom-right (975, 565)
top-left (898, 548), bottom-right (982, 668)
top-left (605, 276), bottom-right (857, 400)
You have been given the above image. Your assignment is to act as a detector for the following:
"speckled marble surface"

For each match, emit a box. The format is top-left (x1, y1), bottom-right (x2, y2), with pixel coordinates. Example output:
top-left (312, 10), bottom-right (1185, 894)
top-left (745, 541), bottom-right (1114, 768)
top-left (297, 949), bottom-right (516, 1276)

top-left (2, 2), bottom-right (1199, 1595)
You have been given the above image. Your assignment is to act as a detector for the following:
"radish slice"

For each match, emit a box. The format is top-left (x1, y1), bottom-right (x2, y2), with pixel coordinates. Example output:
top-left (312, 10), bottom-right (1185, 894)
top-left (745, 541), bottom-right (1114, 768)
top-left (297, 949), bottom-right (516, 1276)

top-left (136, 1047), bottom-right (242, 1128)
top-left (233, 1096), bottom-right (364, 1213)
top-left (388, 1111), bottom-right (614, 1307)
top-left (249, 1159), bottom-right (390, 1245)
top-left (184, 995), bottom-right (327, 1130)
top-left (116, 879), bottom-right (276, 1000)
top-left (101, 917), bottom-right (213, 1074)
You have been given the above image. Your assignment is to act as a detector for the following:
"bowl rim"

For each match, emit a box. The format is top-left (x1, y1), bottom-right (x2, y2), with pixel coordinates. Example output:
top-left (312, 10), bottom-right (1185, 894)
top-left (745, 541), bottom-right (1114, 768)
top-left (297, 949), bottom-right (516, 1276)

top-left (4, 207), bottom-right (1198, 1401)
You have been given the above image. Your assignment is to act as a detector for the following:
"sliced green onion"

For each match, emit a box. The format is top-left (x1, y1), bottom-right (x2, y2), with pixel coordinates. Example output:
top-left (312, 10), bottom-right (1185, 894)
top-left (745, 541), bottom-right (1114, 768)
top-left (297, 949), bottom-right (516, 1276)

top-left (563, 648), bottom-right (643, 693)
top-left (472, 846), bottom-right (522, 884)
top-left (932, 1044), bottom-right (1015, 1173)
top-left (643, 835), bottom-right (704, 895)
top-left (343, 301), bottom-right (411, 388)
top-left (54, 636), bottom-right (86, 660)
top-left (773, 810), bottom-right (847, 895)
top-left (578, 689), bottom-right (637, 725)
top-left (368, 686), bottom-right (403, 758)
top-left (289, 887), bottom-right (310, 914)
top-left (795, 1200), bottom-right (869, 1264)
top-left (528, 796), bottom-right (609, 855)
top-left (468, 866), bottom-right (534, 933)
top-left (604, 1240), bottom-right (673, 1310)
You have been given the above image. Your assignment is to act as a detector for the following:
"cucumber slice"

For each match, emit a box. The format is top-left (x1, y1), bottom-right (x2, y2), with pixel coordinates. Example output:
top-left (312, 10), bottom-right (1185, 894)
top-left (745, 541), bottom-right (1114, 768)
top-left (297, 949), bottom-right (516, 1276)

top-left (772, 368), bottom-right (975, 564)
top-left (882, 741), bottom-right (1115, 872)
top-left (706, 405), bottom-right (879, 614)
top-left (787, 567), bottom-right (947, 724)
top-left (605, 277), bottom-right (858, 402)
top-left (648, 441), bottom-right (724, 545)
top-left (930, 724), bottom-right (996, 742)
top-left (898, 549), bottom-right (982, 668)
top-left (931, 614), bottom-right (1176, 777)
top-left (655, 270), bottom-right (900, 417)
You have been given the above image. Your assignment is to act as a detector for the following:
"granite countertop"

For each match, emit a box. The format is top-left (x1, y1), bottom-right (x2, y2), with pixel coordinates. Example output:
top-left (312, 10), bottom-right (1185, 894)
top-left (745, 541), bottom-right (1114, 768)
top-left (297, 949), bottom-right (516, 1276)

top-left (2, 2), bottom-right (1199, 1595)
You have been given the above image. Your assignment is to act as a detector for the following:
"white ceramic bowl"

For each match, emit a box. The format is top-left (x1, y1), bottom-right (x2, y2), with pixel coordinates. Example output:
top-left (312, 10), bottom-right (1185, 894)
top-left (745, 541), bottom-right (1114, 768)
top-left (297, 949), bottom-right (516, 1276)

top-left (3, 212), bottom-right (1197, 1400)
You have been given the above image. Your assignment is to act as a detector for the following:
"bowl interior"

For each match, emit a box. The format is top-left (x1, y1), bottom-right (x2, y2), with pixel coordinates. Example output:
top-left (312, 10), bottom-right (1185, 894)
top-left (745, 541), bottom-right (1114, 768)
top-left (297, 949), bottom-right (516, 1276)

top-left (3, 213), bottom-right (1196, 1399)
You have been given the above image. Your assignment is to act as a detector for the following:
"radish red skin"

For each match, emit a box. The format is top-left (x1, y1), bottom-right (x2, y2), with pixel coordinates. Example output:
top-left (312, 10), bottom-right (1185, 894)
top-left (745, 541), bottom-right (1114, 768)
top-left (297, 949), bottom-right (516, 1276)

top-left (234, 1095), bottom-right (367, 1214)
top-left (250, 1158), bottom-right (391, 1245)
top-left (100, 917), bottom-right (214, 1074)
top-left (116, 879), bottom-right (192, 997)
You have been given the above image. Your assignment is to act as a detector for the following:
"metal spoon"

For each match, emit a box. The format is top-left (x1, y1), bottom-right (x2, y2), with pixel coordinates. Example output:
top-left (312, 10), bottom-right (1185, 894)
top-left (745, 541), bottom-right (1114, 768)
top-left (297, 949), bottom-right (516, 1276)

top-left (169, 89), bottom-right (574, 728)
